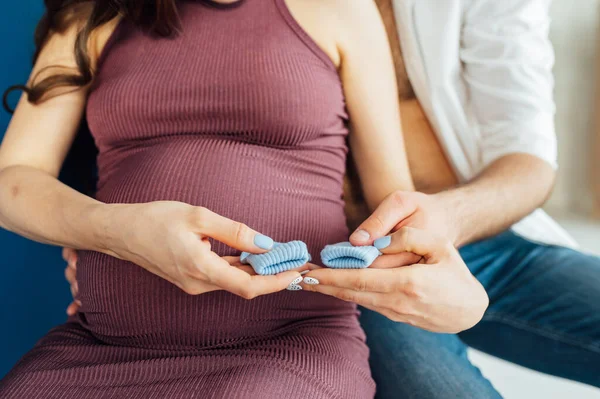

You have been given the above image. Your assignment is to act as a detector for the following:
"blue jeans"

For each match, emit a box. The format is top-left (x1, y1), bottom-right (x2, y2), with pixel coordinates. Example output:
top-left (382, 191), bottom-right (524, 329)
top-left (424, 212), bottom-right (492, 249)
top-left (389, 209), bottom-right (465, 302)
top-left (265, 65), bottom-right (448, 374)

top-left (359, 231), bottom-right (600, 398)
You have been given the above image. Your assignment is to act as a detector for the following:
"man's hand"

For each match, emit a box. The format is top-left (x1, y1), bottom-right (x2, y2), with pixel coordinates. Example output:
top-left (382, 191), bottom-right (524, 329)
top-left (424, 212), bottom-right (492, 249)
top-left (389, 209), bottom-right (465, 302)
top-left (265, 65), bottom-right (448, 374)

top-left (63, 248), bottom-right (81, 316)
top-left (302, 227), bottom-right (489, 333)
top-left (349, 153), bottom-right (557, 249)
top-left (349, 190), bottom-right (460, 248)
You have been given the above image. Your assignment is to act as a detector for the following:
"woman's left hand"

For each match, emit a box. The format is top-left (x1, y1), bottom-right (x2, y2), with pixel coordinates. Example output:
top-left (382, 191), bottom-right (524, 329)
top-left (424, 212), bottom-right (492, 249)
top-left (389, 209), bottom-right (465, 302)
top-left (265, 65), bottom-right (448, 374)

top-left (301, 227), bottom-right (489, 334)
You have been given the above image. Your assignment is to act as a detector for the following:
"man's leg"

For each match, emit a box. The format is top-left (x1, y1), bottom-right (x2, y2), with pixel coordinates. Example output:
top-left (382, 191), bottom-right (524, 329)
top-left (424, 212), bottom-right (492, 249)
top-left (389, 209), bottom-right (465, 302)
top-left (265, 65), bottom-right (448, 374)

top-left (360, 230), bottom-right (600, 398)
top-left (359, 308), bottom-right (502, 399)
top-left (458, 231), bottom-right (600, 387)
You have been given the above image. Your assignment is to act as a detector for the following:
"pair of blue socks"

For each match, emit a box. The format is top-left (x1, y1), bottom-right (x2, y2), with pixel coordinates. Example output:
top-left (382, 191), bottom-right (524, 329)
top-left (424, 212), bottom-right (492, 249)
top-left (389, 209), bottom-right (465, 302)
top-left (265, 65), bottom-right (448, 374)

top-left (241, 241), bottom-right (381, 276)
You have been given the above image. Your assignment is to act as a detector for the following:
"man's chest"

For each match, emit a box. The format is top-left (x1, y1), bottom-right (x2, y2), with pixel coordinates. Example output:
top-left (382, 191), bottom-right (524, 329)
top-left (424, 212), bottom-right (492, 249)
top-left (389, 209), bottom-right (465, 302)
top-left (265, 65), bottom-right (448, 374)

top-left (374, 0), bottom-right (415, 100)
top-left (373, 0), bottom-right (459, 193)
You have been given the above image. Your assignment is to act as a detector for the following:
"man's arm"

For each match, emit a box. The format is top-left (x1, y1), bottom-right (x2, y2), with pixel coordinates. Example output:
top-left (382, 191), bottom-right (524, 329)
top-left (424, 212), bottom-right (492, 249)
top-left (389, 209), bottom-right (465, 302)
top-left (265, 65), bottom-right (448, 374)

top-left (445, 0), bottom-right (557, 245)
top-left (434, 153), bottom-right (555, 246)
top-left (349, 154), bottom-right (556, 249)
top-left (351, 0), bottom-right (557, 247)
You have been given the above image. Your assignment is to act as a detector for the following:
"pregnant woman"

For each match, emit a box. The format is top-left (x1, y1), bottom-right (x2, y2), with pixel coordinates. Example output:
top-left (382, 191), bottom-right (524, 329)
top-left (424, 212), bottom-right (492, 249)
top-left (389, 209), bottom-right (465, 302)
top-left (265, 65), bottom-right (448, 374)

top-left (0, 0), bottom-right (412, 397)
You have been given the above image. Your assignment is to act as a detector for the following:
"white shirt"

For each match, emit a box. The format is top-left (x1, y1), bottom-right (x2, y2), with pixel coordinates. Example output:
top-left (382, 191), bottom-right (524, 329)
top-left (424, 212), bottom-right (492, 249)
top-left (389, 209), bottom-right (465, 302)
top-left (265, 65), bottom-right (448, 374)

top-left (392, 0), bottom-right (578, 247)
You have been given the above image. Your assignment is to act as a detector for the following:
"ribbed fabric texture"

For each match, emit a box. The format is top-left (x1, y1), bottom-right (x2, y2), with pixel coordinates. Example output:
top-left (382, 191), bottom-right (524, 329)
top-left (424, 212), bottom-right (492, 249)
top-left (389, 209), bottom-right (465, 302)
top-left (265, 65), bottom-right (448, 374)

top-left (241, 241), bottom-right (311, 275)
top-left (0, 1), bottom-right (375, 398)
top-left (321, 242), bottom-right (381, 269)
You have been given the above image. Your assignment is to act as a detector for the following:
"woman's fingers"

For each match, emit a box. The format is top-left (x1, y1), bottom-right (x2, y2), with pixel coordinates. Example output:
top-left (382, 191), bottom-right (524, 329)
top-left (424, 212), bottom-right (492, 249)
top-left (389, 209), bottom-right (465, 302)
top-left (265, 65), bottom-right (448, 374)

top-left (218, 267), bottom-right (303, 299)
top-left (193, 207), bottom-right (274, 253)
top-left (192, 250), bottom-right (301, 299)
top-left (223, 256), bottom-right (243, 266)
top-left (373, 227), bottom-right (453, 261)
top-left (225, 257), bottom-right (317, 274)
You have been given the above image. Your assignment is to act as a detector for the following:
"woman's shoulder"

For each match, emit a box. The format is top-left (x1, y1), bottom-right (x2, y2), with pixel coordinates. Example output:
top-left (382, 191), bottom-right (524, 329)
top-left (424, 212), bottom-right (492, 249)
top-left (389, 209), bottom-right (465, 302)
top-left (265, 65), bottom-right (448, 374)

top-left (36, 5), bottom-right (121, 75)
top-left (90, 17), bottom-right (123, 70)
top-left (283, 0), bottom-right (380, 64)
top-left (286, 0), bottom-right (386, 44)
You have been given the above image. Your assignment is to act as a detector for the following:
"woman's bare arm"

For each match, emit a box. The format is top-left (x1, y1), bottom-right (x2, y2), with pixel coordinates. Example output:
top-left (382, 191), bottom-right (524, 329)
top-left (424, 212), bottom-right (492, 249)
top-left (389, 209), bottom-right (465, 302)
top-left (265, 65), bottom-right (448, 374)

top-left (0, 17), bottom-right (300, 297)
top-left (0, 19), bottom-right (117, 251)
top-left (335, 0), bottom-right (414, 210)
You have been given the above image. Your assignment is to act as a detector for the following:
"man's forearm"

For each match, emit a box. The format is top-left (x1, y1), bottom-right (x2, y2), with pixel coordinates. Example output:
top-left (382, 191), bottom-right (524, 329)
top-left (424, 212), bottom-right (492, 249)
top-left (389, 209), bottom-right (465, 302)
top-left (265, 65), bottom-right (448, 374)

top-left (434, 153), bottom-right (556, 247)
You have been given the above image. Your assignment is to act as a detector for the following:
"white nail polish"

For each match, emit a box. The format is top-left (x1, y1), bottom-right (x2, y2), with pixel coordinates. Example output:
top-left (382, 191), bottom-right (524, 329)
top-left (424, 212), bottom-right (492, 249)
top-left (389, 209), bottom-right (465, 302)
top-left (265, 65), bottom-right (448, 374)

top-left (290, 276), bottom-right (303, 285)
top-left (300, 270), bottom-right (310, 275)
top-left (287, 284), bottom-right (303, 291)
top-left (303, 277), bottom-right (319, 285)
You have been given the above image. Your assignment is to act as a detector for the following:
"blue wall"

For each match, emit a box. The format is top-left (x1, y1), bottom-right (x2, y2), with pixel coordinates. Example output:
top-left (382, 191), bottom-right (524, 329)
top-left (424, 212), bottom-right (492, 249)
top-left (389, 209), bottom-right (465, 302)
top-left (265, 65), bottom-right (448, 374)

top-left (0, 1), bottom-right (73, 378)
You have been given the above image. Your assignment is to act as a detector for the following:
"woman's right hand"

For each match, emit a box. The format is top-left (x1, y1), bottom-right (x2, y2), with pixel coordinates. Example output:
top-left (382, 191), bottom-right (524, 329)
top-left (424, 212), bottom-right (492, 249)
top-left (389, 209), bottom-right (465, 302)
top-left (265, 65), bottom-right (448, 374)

top-left (88, 201), bottom-right (303, 299)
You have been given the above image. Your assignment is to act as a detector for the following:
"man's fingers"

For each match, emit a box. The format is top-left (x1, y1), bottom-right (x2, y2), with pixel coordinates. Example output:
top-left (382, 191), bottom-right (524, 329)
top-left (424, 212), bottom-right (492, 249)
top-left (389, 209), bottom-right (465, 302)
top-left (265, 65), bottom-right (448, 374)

top-left (66, 300), bottom-right (82, 316)
top-left (62, 248), bottom-right (77, 266)
top-left (303, 279), bottom-right (429, 327)
top-left (301, 268), bottom-right (410, 293)
top-left (193, 207), bottom-right (274, 253)
top-left (349, 191), bottom-right (417, 246)
top-left (64, 264), bottom-right (77, 284)
top-left (358, 302), bottom-right (412, 325)
top-left (373, 227), bottom-right (453, 260)
top-left (69, 281), bottom-right (78, 299)
top-left (370, 252), bottom-right (422, 269)
top-left (301, 284), bottom-right (389, 308)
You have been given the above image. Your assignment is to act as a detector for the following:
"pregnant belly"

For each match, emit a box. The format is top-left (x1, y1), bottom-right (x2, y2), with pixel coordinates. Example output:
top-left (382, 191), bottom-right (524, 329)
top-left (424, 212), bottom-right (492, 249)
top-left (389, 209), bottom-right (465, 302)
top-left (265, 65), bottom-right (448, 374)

top-left (77, 137), bottom-right (357, 348)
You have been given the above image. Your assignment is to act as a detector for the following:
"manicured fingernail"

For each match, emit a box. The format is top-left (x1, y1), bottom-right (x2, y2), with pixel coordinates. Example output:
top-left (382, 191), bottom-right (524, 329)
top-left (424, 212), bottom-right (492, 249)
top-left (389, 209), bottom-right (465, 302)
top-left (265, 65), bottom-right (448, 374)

top-left (300, 270), bottom-right (310, 275)
top-left (290, 276), bottom-right (303, 286)
top-left (303, 277), bottom-right (319, 285)
top-left (287, 285), bottom-right (302, 291)
top-left (351, 229), bottom-right (370, 242)
top-left (254, 234), bottom-right (274, 250)
top-left (374, 236), bottom-right (391, 250)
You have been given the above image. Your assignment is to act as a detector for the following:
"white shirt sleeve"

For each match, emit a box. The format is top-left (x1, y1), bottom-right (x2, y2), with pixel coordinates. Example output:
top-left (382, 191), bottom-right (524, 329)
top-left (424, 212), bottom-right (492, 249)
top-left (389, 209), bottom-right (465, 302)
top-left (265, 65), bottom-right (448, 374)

top-left (461, 0), bottom-right (558, 169)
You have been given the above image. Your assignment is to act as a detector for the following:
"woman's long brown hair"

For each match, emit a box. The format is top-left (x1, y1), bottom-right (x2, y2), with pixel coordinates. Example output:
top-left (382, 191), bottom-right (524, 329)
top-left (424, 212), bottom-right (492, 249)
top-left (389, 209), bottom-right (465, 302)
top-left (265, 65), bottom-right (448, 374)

top-left (2, 0), bottom-right (180, 113)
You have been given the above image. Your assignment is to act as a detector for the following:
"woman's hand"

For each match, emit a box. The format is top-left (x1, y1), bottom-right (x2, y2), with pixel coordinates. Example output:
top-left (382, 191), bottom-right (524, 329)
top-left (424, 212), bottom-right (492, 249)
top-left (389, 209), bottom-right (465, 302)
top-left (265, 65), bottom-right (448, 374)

top-left (86, 201), bottom-right (303, 299)
top-left (302, 227), bottom-right (489, 333)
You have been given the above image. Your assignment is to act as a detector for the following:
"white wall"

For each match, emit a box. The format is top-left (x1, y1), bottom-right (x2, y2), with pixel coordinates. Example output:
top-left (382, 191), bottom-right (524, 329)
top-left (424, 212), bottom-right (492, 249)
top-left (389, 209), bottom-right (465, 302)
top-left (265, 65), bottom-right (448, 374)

top-left (545, 0), bottom-right (600, 215)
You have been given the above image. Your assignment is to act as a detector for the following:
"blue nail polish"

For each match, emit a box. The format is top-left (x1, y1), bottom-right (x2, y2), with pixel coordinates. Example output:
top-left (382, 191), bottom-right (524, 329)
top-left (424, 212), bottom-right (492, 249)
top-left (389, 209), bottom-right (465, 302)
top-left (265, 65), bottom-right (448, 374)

top-left (254, 234), bottom-right (274, 250)
top-left (374, 236), bottom-right (391, 250)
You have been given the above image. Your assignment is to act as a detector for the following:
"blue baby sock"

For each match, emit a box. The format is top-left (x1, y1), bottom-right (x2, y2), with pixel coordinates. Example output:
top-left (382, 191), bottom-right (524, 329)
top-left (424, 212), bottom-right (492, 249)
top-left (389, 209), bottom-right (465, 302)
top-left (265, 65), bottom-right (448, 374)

top-left (320, 242), bottom-right (381, 269)
top-left (241, 241), bottom-right (311, 275)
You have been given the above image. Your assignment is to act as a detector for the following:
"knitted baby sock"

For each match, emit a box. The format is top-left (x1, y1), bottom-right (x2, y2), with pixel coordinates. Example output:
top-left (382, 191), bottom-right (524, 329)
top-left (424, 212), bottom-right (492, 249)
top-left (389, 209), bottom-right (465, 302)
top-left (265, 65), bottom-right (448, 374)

top-left (320, 242), bottom-right (381, 269)
top-left (241, 241), bottom-right (311, 275)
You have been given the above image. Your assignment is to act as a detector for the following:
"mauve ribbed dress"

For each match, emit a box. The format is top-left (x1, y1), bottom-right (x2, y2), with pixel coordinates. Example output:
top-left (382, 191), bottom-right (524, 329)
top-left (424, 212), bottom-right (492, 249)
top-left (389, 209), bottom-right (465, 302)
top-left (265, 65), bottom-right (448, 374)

top-left (0, 0), bottom-right (376, 397)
